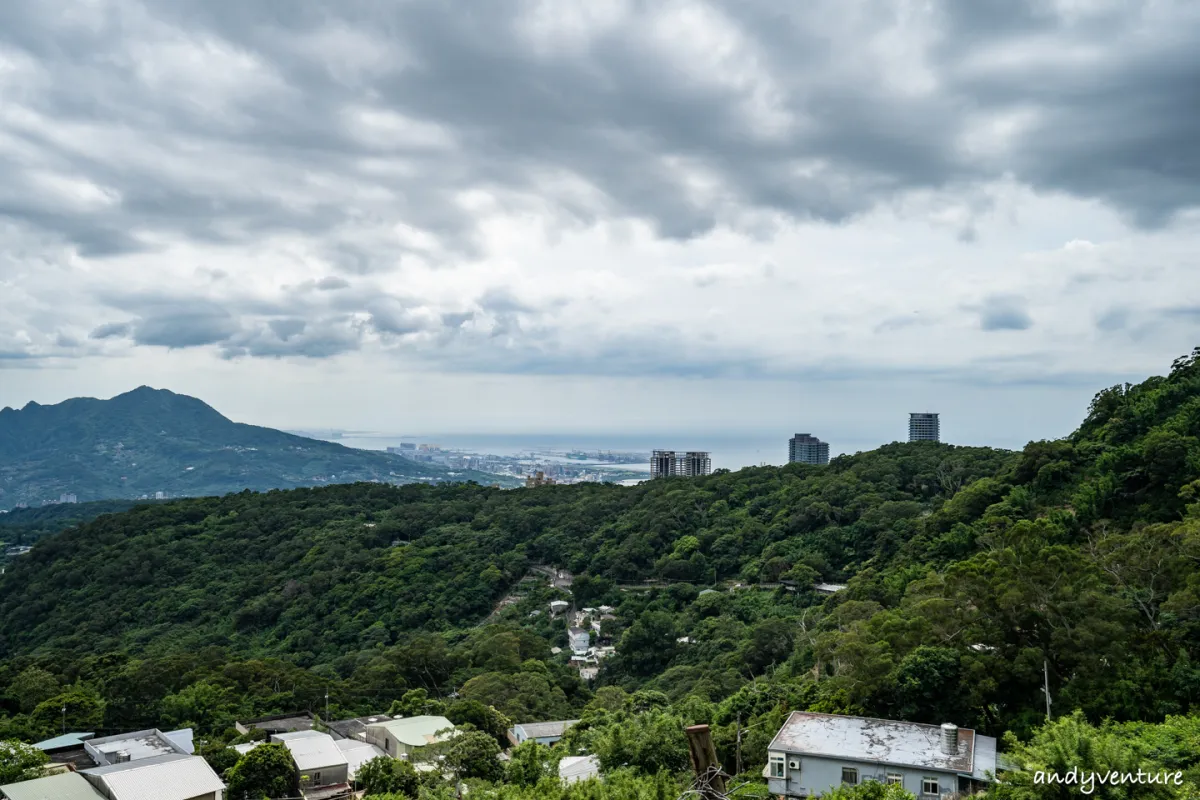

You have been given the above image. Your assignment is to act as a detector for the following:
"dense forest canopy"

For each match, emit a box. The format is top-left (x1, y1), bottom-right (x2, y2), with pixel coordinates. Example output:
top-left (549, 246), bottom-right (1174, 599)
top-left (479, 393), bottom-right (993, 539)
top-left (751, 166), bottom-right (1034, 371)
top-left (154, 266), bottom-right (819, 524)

top-left (2, 349), bottom-right (1200, 796)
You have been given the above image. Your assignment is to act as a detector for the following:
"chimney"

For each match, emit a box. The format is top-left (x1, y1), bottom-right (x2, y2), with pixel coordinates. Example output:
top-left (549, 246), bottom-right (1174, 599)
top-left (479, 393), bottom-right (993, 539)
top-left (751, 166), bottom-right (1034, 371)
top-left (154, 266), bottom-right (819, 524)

top-left (940, 723), bottom-right (958, 756)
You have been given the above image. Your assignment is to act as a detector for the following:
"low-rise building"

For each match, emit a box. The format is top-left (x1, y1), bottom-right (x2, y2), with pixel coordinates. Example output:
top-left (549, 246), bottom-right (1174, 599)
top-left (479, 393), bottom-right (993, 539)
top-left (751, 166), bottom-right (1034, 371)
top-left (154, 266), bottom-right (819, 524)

top-left (764, 712), bottom-right (998, 798)
top-left (364, 716), bottom-right (455, 759)
top-left (234, 712), bottom-right (317, 737)
top-left (273, 731), bottom-right (350, 795)
top-left (323, 714), bottom-right (392, 741)
top-left (559, 755), bottom-right (600, 785)
top-left (334, 739), bottom-right (386, 783)
top-left (1, 772), bottom-right (106, 800)
top-left (81, 753), bottom-right (226, 800)
top-left (568, 627), bottom-right (590, 655)
top-left (83, 728), bottom-right (194, 766)
top-left (508, 720), bottom-right (579, 747)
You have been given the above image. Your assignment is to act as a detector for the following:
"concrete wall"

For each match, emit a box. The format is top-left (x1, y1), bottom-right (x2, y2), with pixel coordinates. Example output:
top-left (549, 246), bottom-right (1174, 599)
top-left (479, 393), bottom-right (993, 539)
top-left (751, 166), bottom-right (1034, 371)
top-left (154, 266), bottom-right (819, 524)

top-left (299, 763), bottom-right (349, 788)
top-left (366, 728), bottom-right (418, 758)
top-left (766, 754), bottom-right (960, 798)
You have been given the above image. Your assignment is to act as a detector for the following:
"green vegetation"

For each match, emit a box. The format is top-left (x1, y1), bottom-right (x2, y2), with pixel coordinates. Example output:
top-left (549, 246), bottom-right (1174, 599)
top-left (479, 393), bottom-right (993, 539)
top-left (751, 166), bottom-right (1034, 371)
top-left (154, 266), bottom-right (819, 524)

top-left (3, 350), bottom-right (1200, 796)
top-left (0, 386), bottom-right (512, 508)
top-left (0, 499), bottom-right (146, 548)
top-left (224, 742), bottom-right (296, 799)
top-left (0, 740), bottom-right (49, 784)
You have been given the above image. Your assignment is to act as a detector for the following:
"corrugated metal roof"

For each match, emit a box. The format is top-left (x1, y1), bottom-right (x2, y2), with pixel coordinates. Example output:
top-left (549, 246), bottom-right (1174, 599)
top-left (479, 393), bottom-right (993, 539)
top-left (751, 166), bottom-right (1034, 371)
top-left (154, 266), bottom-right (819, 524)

top-left (768, 712), bottom-right (983, 774)
top-left (0, 772), bottom-right (106, 800)
top-left (513, 720), bottom-right (579, 739)
top-left (366, 716), bottom-right (455, 747)
top-left (274, 732), bottom-right (348, 772)
top-left (559, 755), bottom-right (600, 784)
top-left (85, 754), bottom-right (225, 800)
top-left (33, 732), bottom-right (95, 751)
top-left (335, 739), bottom-right (385, 780)
top-left (971, 730), bottom-right (1000, 780)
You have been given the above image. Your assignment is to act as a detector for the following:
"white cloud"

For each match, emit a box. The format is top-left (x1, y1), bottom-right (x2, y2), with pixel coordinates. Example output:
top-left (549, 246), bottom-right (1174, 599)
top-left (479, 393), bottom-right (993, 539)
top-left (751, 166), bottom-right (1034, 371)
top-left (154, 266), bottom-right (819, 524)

top-left (1, 0), bottom-right (1198, 452)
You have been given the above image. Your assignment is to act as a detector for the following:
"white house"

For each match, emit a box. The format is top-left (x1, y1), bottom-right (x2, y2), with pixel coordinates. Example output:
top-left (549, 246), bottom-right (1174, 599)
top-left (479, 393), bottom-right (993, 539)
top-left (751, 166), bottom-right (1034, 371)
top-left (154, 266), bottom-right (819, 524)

top-left (82, 754), bottom-right (226, 800)
top-left (764, 712), bottom-right (999, 798)
top-left (568, 627), bottom-right (590, 655)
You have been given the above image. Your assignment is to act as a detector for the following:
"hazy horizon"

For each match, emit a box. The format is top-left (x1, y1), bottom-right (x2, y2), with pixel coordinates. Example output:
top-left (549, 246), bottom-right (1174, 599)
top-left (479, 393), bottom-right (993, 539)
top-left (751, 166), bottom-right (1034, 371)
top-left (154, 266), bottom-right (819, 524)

top-left (2, 2), bottom-right (1197, 449)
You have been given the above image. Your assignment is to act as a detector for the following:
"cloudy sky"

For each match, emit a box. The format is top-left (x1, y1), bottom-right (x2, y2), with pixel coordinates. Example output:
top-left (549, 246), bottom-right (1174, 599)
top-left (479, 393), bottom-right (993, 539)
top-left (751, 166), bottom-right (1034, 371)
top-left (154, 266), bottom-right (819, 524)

top-left (2, 0), bottom-right (1199, 456)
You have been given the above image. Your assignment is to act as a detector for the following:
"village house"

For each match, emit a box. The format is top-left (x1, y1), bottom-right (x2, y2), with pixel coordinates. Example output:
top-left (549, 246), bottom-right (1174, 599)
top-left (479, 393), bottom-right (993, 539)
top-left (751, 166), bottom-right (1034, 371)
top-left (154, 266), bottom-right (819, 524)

top-left (83, 754), bottom-right (226, 800)
top-left (274, 731), bottom-right (351, 797)
top-left (1, 773), bottom-right (105, 800)
top-left (508, 720), bottom-right (579, 747)
top-left (364, 715), bottom-right (456, 759)
top-left (764, 712), bottom-right (999, 798)
top-left (568, 627), bottom-right (590, 655)
top-left (559, 755), bottom-right (600, 785)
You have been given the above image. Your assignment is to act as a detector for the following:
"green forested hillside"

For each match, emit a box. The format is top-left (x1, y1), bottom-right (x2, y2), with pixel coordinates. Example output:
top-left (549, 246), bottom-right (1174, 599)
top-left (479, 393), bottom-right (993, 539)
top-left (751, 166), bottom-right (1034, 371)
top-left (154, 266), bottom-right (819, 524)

top-left (0, 386), bottom-right (509, 507)
top-left (1, 351), bottom-right (1200, 796)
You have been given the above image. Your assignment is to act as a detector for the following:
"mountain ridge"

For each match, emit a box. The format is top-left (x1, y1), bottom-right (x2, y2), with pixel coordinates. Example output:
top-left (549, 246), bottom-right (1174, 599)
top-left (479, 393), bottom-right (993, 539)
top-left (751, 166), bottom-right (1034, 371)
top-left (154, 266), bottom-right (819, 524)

top-left (0, 386), bottom-right (507, 506)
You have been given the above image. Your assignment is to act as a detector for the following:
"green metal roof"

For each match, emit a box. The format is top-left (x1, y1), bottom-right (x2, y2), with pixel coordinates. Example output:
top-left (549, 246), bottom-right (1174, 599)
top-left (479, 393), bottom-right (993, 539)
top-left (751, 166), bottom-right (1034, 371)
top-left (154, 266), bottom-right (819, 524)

top-left (1, 772), bottom-right (106, 800)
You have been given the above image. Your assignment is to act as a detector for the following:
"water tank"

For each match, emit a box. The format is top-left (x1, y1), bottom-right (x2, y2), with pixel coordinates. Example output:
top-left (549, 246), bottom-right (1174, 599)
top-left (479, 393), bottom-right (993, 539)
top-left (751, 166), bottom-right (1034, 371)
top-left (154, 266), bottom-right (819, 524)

top-left (115, 750), bottom-right (131, 764)
top-left (940, 723), bottom-right (958, 755)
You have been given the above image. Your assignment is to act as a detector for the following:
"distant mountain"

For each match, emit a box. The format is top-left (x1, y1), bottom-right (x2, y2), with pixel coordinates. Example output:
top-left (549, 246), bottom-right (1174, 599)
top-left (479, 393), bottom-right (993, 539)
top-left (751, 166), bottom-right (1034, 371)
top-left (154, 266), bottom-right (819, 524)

top-left (0, 386), bottom-right (509, 506)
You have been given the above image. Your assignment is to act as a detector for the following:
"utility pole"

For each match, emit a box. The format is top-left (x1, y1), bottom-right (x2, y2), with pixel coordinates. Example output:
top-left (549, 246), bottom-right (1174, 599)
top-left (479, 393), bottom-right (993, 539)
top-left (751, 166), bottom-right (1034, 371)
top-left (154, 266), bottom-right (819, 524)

top-left (325, 690), bottom-right (330, 721)
top-left (61, 706), bottom-right (66, 734)
top-left (735, 713), bottom-right (743, 777)
top-left (1043, 659), bottom-right (1052, 721)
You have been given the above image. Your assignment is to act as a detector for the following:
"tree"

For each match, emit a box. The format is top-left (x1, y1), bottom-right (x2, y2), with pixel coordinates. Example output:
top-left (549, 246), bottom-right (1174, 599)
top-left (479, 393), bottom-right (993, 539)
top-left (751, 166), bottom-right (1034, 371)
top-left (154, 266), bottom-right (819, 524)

top-left (591, 711), bottom-right (689, 775)
top-left (388, 688), bottom-right (444, 718)
top-left (443, 729), bottom-right (503, 781)
top-left (0, 740), bottom-right (50, 785)
top-left (505, 739), bottom-right (555, 787)
top-left (822, 783), bottom-right (915, 800)
top-left (8, 667), bottom-right (60, 714)
top-left (225, 743), bottom-right (296, 800)
top-left (357, 756), bottom-right (419, 797)
top-left (160, 679), bottom-right (233, 731)
top-left (445, 699), bottom-right (511, 749)
top-left (30, 686), bottom-right (105, 737)
top-left (199, 743), bottom-right (241, 779)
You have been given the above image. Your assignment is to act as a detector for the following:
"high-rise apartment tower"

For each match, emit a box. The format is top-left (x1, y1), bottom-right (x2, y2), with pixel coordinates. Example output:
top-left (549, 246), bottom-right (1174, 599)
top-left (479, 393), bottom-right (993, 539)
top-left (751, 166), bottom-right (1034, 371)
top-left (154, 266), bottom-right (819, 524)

top-left (909, 413), bottom-right (940, 442)
top-left (651, 450), bottom-right (712, 478)
top-left (788, 434), bottom-right (830, 465)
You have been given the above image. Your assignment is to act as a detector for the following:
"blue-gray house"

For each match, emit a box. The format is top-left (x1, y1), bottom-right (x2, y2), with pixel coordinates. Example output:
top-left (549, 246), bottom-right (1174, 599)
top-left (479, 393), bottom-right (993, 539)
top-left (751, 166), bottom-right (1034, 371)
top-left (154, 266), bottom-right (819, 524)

top-left (764, 712), bottom-right (999, 798)
top-left (508, 720), bottom-right (579, 747)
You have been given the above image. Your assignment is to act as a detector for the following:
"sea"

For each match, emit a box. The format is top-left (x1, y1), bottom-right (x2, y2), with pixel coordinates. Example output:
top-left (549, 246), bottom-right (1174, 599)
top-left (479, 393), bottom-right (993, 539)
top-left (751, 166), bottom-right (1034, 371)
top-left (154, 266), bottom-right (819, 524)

top-left (298, 431), bottom-right (889, 473)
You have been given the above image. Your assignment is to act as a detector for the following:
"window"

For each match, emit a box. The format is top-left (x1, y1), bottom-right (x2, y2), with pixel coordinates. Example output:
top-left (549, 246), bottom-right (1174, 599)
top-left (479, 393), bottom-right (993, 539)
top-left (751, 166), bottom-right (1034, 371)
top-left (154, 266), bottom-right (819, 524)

top-left (887, 773), bottom-right (903, 786)
top-left (385, 738), bottom-right (391, 752)
top-left (313, 772), bottom-right (323, 786)
top-left (842, 767), bottom-right (859, 785)
top-left (922, 777), bottom-right (940, 796)
top-left (769, 753), bottom-right (786, 779)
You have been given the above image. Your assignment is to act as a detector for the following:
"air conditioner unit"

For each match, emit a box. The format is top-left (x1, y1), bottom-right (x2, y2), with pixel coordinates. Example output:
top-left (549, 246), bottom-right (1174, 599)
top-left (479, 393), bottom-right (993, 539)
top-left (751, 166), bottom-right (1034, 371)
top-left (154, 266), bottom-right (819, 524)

top-left (788, 759), bottom-right (801, 770)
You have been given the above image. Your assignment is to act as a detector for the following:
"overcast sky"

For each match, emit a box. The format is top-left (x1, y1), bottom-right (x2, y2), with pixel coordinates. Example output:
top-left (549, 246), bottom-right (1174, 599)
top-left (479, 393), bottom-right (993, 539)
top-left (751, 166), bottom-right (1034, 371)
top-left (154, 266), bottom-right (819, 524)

top-left (2, 0), bottom-right (1198, 454)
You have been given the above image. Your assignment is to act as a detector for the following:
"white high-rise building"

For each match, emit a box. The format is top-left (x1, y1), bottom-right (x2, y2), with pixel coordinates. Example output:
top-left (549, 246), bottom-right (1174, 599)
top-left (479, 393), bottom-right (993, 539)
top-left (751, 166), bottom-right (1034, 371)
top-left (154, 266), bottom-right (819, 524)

top-left (788, 434), bottom-right (829, 465)
top-left (909, 413), bottom-right (940, 442)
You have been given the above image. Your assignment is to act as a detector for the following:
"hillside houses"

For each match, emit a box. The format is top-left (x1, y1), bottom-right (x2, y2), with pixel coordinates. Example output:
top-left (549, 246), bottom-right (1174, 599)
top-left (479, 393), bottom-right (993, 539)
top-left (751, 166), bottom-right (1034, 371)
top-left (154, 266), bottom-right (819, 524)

top-left (2, 727), bottom-right (225, 800)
